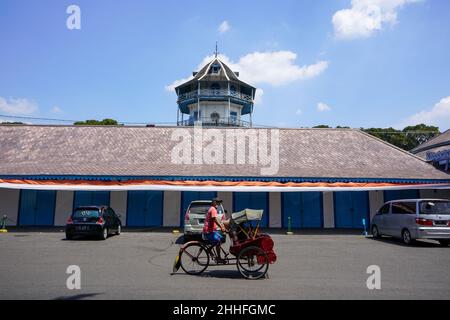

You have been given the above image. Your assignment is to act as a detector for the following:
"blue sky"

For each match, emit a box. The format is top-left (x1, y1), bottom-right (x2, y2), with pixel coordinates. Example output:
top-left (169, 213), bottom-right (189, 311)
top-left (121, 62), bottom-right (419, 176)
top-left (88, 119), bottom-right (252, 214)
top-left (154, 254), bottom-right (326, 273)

top-left (0, 0), bottom-right (449, 130)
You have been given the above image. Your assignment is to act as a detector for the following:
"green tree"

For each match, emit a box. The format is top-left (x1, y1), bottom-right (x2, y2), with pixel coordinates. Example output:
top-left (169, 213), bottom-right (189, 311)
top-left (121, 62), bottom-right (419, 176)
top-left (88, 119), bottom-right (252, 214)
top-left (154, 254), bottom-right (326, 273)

top-left (313, 125), bottom-right (331, 128)
top-left (74, 118), bottom-right (119, 126)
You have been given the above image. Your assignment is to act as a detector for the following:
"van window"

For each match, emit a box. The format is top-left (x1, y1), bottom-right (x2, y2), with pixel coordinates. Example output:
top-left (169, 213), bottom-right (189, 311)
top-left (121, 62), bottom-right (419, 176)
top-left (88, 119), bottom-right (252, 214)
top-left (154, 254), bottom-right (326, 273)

top-left (419, 201), bottom-right (450, 215)
top-left (392, 202), bottom-right (416, 214)
top-left (379, 204), bottom-right (390, 214)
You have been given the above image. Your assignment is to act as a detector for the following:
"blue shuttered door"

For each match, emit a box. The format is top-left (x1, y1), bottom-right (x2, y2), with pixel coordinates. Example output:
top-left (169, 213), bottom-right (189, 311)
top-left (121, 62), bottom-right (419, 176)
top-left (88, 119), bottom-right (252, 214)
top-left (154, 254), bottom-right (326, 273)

top-left (384, 190), bottom-right (419, 202)
top-left (233, 192), bottom-right (269, 227)
top-left (73, 191), bottom-right (110, 208)
top-left (180, 191), bottom-right (217, 226)
top-left (282, 192), bottom-right (322, 228)
top-left (334, 191), bottom-right (369, 228)
top-left (19, 190), bottom-right (56, 226)
top-left (127, 191), bottom-right (163, 227)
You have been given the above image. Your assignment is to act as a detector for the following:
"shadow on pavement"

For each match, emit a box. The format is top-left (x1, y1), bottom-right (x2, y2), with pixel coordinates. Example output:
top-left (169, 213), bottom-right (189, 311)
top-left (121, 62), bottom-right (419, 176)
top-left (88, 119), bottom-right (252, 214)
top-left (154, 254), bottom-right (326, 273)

top-left (170, 269), bottom-right (251, 280)
top-left (54, 293), bottom-right (103, 300)
top-left (368, 236), bottom-right (444, 248)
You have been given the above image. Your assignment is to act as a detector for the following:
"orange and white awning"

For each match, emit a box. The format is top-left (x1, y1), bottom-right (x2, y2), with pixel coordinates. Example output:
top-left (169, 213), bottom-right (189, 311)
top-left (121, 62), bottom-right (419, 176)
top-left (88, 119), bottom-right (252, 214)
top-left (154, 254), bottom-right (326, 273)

top-left (0, 178), bottom-right (448, 192)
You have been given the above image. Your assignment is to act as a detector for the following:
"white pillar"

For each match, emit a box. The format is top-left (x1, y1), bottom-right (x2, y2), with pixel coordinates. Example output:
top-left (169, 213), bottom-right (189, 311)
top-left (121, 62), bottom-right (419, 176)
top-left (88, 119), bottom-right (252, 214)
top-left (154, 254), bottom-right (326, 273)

top-left (110, 191), bottom-right (128, 226)
top-left (0, 189), bottom-right (20, 226)
top-left (322, 191), bottom-right (334, 228)
top-left (269, 192), bottom-right (282, 228)
top-left (217, 191), bottom-right (233, 218)
top-left (369, 190), bottom-right (384, 221)
top-left (54, 191), bottom-right (74, 226)
top-left (163, 191), bottom-right (181, 227)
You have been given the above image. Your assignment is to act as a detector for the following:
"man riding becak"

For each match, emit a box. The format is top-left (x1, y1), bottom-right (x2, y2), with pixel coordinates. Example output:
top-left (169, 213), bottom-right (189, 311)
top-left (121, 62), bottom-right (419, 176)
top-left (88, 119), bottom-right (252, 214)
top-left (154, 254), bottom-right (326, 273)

top-left (202, 198), bottom-right (229, 261)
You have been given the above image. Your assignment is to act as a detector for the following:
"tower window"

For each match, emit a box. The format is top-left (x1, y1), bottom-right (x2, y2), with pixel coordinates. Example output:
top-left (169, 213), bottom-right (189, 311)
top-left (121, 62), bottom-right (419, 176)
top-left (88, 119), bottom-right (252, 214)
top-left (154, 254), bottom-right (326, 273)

top-left (211, 112), bottom-right (220, 124)
top-left (211, 64), bottom-right (220, 74)
top-left (211, 83), bottom-right (220, 94)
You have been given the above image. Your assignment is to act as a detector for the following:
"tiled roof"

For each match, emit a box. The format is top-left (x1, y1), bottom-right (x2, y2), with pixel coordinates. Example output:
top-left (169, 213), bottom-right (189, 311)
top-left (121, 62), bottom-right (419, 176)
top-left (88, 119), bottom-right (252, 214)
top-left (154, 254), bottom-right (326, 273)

top-left (411, 129), bottom-right (450, 155)
top-left (0, 125), bottom-right (448, 181)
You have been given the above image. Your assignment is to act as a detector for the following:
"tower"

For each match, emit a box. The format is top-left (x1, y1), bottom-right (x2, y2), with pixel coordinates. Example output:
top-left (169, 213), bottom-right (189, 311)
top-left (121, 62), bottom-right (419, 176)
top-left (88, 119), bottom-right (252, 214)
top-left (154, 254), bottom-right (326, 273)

top-left (175, 55), bottom-right (256, 127)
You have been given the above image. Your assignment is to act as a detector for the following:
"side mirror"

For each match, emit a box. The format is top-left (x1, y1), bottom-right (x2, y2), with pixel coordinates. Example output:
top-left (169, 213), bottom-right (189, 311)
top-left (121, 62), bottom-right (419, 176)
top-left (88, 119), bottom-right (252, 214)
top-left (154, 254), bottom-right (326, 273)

top-left (225, 210), bottom-right (228, 214)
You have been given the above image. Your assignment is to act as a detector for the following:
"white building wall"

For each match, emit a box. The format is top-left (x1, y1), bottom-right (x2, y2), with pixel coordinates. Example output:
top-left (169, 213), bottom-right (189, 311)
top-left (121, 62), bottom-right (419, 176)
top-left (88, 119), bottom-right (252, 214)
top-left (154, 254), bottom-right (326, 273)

top-left (322, 191), bottom-right (334, 228)
top-left (269, 192), bottom-right (282, 228)
top-left (369, 190), bottom-right (384, 221)
top-left (54, 191), bottom-right (74, 226)
top-left (0, 189), bottom-right (20, 226)
top-left (163, 191), bottom-right (181, 227)
top-left (110, 191), bottom-right (128, 226)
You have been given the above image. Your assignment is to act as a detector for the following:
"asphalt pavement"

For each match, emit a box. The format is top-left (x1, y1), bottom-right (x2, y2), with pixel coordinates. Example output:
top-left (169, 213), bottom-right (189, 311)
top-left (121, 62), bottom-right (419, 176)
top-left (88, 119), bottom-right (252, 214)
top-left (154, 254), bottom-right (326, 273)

top-left (0, 230), bottom-right (449, 299)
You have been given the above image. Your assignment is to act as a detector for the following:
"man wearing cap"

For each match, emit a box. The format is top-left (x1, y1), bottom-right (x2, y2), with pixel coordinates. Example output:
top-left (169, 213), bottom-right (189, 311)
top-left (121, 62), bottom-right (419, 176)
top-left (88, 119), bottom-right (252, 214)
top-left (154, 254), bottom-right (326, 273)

top-left (203, 198), bottom-right (227, 261)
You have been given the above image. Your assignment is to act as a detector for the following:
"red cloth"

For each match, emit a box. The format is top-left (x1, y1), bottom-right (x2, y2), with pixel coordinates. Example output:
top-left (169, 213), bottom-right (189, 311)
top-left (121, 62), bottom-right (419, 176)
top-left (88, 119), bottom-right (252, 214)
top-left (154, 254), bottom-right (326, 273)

top-left (203, 205), bottom-right (218, 233)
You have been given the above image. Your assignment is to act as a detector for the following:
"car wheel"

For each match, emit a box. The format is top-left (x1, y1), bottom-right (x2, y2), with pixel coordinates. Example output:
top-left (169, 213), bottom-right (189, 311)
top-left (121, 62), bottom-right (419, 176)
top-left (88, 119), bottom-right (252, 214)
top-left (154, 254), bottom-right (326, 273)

top-left (100, 228), bottom-right (108, 240)
top-left (65, 233), bottom-right (73, 240)
top-left (371, 225), bottom-right (381, 239)
top-left (438, 240), bottom-right (450, 247)
top-left (402, 229), bottom-right (413, 245)
top-left (116, 224), bottom-right (121, 235)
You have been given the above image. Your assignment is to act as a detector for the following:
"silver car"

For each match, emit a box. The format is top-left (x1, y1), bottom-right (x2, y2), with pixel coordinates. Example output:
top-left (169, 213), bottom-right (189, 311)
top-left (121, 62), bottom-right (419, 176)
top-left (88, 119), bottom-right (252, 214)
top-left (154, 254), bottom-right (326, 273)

top-left (371, 199), bottom-right (450, 246)
top-left (183, 200), bottom-right (225, 239)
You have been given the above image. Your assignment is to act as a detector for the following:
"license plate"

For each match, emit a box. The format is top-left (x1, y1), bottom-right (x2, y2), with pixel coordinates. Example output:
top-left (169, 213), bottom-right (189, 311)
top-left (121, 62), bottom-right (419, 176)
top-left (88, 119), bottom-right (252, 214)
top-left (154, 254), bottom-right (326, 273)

top-left (76, 226), bottom-right (90, 231)
top-left (434, 221), bottom-right (447, 226)
top-left (198, 219), bottom-right (205, 224)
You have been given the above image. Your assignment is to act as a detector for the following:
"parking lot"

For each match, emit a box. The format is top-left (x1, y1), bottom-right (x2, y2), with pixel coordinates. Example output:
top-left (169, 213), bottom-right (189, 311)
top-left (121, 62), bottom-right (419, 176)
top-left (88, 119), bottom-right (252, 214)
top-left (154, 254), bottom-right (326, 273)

top-left (0, 230), bottom-right (449, 300)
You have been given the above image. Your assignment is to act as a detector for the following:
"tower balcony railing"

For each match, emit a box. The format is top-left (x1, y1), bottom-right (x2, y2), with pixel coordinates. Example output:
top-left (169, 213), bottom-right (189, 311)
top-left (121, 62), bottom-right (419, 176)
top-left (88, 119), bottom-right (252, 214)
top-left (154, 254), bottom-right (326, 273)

top-left (177, 116), bottom-right (251, 127)
top-left (177, 89), bottom-right (253, 103)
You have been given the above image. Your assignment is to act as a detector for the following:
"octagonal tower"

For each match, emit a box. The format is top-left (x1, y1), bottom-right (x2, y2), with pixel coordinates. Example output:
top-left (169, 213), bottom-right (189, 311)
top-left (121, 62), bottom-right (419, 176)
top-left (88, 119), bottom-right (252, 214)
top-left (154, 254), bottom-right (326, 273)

top-left (175, 56), bottom-right (256, 127)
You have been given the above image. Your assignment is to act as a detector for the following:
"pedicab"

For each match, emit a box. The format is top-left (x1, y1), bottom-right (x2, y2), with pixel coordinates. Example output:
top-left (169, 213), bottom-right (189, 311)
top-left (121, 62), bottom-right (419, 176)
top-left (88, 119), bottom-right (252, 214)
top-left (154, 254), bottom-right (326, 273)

top-left (173, 209), bottom-right (277, 280)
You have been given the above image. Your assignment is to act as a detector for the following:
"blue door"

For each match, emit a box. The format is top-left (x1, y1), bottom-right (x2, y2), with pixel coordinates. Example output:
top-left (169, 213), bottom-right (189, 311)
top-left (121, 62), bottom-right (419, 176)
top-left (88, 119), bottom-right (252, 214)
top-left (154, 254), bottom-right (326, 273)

top-left (233, 192), bottom-right (269, 227)
top-left (73, 191), bottom-right (110, 209)
top-left (334, 191), bottom-right (369, 228)
top-left (127, 191), bottom-right (164, 227)
top-left (180, 191), bottom-right (217, 226)
top-left (282, 192), bottom-right (323, 228)
top-left (19, 190), bottom-right (56, 226)
top-left (384, 190), bottom-right (419, 202)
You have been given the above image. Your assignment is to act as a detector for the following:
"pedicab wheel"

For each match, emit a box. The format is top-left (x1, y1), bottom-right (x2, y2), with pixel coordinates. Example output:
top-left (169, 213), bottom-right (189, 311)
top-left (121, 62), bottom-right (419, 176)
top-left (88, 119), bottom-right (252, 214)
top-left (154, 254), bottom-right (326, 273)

top-left (236, 246), bottom-right (269, 280)
top-left (180, 242), bottom-right (210, 275)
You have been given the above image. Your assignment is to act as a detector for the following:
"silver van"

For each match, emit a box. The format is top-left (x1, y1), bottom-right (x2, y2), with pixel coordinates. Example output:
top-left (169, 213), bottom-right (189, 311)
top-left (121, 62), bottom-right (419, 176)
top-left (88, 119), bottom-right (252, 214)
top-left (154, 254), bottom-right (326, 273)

top-left (183, 200), bottom-right (225, 239)
top-left (371, 199), bottom-right (450, 246)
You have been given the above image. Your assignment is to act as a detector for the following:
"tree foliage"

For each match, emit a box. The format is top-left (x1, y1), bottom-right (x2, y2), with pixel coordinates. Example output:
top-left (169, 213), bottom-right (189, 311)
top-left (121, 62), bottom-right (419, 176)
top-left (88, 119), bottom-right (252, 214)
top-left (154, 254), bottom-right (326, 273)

top-left (74, 119), bottom-right (119, 126)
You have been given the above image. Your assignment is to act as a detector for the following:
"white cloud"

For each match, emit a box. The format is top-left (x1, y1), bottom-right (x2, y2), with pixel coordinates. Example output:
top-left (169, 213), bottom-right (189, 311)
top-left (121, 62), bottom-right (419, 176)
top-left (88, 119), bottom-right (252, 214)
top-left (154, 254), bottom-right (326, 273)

top-left (396, 96), bottom-right (450, 130)
top-left (317, 102), bottom-right (331, 112)
top-left (254, 88), bottom-right (264, 105)
top-left (51, 106), bottom-right (62, 113)
top-left (0, 96), bottom-right (38, 115)
top-left (165, 51), bottom-right (328, 91)
top-left (218, 20), bottom-right (230, 33)
top-left (295, 109), bottom-right (303, 116)
top-left (332, 0), bottom-right (421, 40)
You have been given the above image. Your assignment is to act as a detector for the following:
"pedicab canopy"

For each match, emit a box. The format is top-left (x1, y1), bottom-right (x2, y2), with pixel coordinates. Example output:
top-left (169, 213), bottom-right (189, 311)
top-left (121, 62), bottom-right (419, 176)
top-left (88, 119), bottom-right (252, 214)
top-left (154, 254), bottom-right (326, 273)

top-left (231, 209), bottom-right (264, 225)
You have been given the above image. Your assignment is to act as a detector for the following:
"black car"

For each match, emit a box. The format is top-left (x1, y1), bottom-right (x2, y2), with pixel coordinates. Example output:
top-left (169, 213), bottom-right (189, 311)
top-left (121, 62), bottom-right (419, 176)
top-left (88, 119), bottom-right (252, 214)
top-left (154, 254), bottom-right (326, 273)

top-left (65, 206), bottom-right (122, 240)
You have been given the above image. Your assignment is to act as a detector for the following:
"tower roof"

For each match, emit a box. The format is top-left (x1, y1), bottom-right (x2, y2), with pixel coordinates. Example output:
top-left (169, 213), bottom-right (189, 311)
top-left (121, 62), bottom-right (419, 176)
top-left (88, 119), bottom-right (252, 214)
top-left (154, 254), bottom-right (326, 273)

top-left (174, 57), bottom-right (256, 91)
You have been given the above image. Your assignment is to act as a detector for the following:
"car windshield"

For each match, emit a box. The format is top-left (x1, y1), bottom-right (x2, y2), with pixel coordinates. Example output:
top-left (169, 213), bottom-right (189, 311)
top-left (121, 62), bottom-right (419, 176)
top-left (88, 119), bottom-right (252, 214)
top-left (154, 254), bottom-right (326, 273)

top-left (189, 204), bottom-right (210, 215)
top-left (189, 203), bottom-right (224, 215)
top-left (419, 201), bottom-right (450, 215)
top-left (73, 209), bottom-right (100, 218)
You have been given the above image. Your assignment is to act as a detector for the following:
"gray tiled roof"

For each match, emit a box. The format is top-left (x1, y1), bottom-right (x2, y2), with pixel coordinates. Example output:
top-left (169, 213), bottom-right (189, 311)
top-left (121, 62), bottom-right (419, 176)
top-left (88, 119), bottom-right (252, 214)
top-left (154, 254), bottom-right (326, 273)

top-left (0, 125), bottom-right (448, 181)
top-left (411, 129), bottom-right (450, 155)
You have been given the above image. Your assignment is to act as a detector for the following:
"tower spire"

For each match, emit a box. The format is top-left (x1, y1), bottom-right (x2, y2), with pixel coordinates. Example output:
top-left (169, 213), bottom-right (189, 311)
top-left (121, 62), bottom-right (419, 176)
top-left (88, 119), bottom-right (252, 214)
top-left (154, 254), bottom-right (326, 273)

top-left (215, 41), bottom-right (218, 58)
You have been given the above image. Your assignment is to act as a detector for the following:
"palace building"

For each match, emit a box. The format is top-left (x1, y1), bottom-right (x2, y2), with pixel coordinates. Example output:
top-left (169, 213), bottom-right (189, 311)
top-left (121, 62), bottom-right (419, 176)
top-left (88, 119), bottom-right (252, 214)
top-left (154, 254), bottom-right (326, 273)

top-left (0, 56), bottom-right (449, 229)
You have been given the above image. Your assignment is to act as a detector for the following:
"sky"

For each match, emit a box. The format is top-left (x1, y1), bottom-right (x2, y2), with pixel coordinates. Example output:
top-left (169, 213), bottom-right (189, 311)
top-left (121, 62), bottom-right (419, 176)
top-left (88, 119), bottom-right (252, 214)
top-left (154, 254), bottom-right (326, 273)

top-left (0, 0), bottom-right (449, 130)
